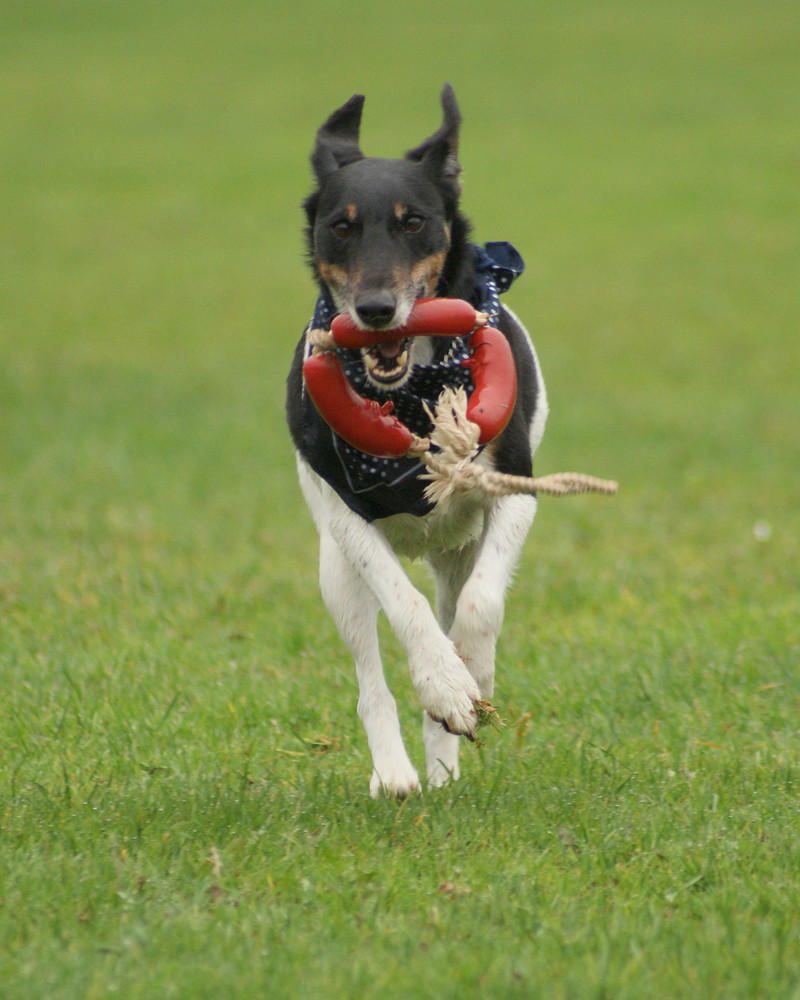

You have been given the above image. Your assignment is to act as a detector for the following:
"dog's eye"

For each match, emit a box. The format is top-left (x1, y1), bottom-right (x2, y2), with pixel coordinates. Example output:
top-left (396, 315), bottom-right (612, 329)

top-left (331, 219), bottom-right (355, 240)
top-left (403, 214), bottom-right (424, 234)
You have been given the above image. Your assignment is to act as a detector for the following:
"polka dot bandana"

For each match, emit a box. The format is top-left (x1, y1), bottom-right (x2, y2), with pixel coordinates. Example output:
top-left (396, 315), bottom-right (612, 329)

top-left (303, 242), bottom-right (524, 516)
top-left (334, 336), bottom-right (474, 494)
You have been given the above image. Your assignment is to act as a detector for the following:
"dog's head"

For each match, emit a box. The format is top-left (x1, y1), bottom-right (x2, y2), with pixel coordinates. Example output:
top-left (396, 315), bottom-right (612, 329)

top-left (304, 85), bottom-right (469, 388)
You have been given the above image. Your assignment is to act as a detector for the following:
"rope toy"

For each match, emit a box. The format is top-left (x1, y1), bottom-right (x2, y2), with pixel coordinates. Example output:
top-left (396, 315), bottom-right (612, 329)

top-left (303, 298), bottom-right (618, 502)
top-left (419, 387), bottom-right (617, 506)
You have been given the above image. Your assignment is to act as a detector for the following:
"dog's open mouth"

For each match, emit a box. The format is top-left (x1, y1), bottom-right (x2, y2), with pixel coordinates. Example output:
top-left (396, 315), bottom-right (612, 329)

top-left (361, 339), bottom-right (411, 385)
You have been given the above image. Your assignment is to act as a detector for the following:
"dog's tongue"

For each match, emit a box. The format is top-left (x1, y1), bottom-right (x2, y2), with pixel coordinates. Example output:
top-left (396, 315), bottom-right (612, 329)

top-left (376, 340), bottom-right (404, 359)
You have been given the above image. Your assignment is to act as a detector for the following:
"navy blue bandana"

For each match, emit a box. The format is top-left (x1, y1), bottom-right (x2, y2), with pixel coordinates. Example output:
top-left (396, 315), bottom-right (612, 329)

top-left (302, 242), bottom-right (524, 521)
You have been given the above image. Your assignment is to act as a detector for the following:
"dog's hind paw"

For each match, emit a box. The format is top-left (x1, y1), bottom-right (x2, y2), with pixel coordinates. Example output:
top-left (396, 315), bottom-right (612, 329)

top-left (424, 712), bottom-right (461, 787)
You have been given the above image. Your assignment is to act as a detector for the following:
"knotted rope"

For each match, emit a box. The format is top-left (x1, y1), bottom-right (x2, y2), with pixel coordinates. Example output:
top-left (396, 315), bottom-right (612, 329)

top-left (419, 387), bottom-right (617, 506)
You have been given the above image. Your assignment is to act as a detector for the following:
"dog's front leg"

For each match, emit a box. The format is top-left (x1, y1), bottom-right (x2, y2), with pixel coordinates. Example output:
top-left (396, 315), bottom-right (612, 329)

top-left (319, 531), bottom-right (421, 798)
top-left (422, 496), bottom-right (536, 787)
top-left (320, 494), bottom-right (481, 741)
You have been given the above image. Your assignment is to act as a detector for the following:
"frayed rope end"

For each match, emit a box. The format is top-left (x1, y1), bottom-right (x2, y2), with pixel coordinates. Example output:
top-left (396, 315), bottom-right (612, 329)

top-left (420, 387), bottom-right (618, 504)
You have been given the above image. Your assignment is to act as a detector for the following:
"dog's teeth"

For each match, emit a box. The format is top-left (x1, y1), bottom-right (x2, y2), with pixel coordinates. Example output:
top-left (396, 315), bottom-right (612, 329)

top-left (361, 340), bottom-right (410, 384)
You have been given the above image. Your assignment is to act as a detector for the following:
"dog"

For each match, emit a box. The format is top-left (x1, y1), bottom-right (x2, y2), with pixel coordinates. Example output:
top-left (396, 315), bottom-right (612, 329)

top-left (286, 84), bottom-right (548, 797)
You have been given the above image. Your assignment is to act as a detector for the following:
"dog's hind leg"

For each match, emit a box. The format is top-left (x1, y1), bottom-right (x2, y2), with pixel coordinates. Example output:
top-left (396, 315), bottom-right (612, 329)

top-left (422, 710), bottom-right (461, 787)
top-left (319, 531), bottom-right (421, 798)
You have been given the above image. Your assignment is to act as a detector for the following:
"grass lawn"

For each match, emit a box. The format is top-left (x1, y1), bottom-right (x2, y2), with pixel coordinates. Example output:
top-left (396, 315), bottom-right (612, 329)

top-left (1, 1), bottom-right (799, 997)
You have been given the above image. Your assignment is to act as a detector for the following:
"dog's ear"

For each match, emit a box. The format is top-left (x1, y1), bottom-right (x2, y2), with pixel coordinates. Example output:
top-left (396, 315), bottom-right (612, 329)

top-left (311, 94), bottom-right (365, 184)
top-left (406, 83), bottom-right (461, 190)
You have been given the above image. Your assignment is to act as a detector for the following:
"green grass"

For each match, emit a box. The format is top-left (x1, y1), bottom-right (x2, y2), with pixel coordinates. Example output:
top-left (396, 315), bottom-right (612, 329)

top-left (2, 1), bottom-right (799, 997)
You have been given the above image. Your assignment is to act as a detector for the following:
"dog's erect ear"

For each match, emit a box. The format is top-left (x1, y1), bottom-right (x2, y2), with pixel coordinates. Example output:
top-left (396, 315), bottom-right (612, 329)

top-left (311, 94), bottom-right (365, 184)
top-left (406, 83), bottom-right (461, 189)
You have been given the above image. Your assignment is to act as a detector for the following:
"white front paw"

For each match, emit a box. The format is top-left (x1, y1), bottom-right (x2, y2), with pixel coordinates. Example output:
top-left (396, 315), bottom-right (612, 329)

top-left (411, 646), bottom-right (480, 739)
top-left (370, 763), bottom-right (421, 799)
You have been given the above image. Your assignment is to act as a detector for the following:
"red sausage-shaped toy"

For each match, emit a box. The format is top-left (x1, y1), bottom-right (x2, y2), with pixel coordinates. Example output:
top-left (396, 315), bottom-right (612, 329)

top-left (303, 350), bottom-right (415, 458)
top-left (330, 297), bottom-right (481, 350)
top-left (303, 298), bottom-right (518, 458)
top-left (462, 326), bottom-right (518, 445)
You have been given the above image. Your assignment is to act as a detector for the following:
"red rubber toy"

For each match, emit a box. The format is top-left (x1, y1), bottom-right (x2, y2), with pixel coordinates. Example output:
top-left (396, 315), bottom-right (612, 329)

top-left (461, 325), bottom-right (518, 445)
top-left (330, 298), bottom-right (481, 350)
top-left (302, 351), bottom-right (415, 459)
top-left (303, 298), bottom-right (518, 458)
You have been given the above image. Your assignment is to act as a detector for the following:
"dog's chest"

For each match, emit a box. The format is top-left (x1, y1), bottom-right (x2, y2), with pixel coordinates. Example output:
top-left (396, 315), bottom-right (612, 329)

top-left (377, 491), bottom-right (491, 559)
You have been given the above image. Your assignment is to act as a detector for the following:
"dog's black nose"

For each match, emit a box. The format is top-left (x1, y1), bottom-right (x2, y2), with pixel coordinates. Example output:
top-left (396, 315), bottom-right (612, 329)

top-left (355, 292), bottom-right (397, 329)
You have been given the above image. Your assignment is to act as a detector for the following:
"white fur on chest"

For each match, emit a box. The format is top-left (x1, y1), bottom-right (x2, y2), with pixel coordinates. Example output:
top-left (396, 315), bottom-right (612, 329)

top-left (377, 491), bottom-right (490, 559)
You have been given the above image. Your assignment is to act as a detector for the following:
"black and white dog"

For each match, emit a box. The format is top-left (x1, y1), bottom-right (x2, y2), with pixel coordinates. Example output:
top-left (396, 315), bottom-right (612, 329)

top-left (286, 85), bottom-right (548, 797)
